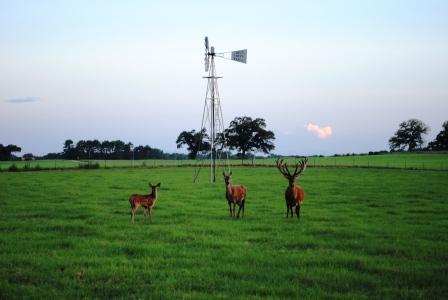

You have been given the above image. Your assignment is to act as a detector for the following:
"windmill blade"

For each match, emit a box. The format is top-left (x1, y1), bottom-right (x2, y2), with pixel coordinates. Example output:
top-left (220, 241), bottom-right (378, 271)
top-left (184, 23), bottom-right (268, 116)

top-left (231, 49), bottom-right (247, 63)
top-left (205, 36), bottom-right (209, 51)
top-left (204, 55), bottom-right (209, 72)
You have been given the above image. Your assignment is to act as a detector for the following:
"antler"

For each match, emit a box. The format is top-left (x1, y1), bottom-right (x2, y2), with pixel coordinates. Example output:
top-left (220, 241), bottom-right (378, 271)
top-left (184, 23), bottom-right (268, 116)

top-left (276, 158), bottom-right (308, 179)
top-left (276, 158), bottom-right (290, 178)
top-left (292, 158), bottom-right (308, 177)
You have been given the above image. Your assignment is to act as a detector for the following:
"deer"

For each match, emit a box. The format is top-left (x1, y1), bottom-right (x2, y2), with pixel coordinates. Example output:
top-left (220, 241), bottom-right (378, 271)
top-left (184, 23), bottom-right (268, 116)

top-left (223, 172), bottom-right (247, 218)
top-left (276, 158), bottom-right (308, 218)
top-left (129, 183), bottom-right (161, 223)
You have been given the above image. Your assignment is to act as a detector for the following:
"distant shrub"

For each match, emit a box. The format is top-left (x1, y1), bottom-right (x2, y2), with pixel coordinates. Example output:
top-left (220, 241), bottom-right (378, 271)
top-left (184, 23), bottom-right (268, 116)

top-left (368, 150), bottom-right (389, 155)
top-left (8, 164), bottom-right (19, 172)
top-left (78, 162), bottom-right (100, 169)
top-left (141, 161), bottom-right (147, 167)
top-left (34, 164), bottom-right (42, 171)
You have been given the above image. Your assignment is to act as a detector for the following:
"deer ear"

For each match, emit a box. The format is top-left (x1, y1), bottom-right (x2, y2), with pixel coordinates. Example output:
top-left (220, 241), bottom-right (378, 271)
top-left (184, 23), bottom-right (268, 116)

top-left (156, 183), bottom-right (161, 187)
top-left (222, 172), bottom-right (226, 177)
top-left (230, 171), bottom-right (232, 176)
top-left (148, 182), bottom-right (152, 186)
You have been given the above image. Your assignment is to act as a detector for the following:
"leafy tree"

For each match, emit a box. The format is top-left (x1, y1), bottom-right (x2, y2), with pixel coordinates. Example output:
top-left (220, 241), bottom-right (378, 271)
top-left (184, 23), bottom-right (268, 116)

top-left (389, 119), bottom-right (429, 151)
top-left (224, 116), bottom-right (275, 162)
top-left (64, 139), bottom-right (73, 152)
top-left (91, 139), bottom-right (102, 157)
top-left (0, 144), bottom-right (5, 160)
top-left (427, 121), bottom-right (448, 150)
top-left (101, 140), bottom-right (112, 159)
top-left (63, 139), bottom-right (77, 159)
top-left (6, 144), bottom-right (21, 158)
top-left (75, 140), bottom-right (87, 159)
top-left (176, 129), bottom-right (210, 159)
top-left (0, 144), bottom-right (22, 160)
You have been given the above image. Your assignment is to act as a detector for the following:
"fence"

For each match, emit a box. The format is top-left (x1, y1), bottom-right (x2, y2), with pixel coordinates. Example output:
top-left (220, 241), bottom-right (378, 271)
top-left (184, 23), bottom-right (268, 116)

top-left (1, 156), bottom-right (447, 172)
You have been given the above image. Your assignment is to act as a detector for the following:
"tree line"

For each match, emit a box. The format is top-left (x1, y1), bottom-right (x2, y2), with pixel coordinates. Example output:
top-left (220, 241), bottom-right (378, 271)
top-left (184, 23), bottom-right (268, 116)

top-left (389, 119), bottom-right (448, 151)
top-left (1, 117), bottom-right (447, 161)
top-left (62, 139), bottom-right (186, 160)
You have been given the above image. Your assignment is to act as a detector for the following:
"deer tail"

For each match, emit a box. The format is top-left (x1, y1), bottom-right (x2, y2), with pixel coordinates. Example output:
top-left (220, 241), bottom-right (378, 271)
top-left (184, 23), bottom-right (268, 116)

top-left (129, 195), bottom-right (135, 208)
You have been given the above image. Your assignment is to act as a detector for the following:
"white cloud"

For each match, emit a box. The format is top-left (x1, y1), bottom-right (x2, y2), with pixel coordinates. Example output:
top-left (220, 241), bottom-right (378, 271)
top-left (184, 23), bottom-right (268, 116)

top-left (305, 123), bottom-right (333, 139)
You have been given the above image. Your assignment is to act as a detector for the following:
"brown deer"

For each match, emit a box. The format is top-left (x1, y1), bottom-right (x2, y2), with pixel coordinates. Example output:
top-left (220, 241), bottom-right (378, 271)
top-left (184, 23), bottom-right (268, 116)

top-left (129, 183), bottom-right (161, 223)
top-left (223, 172), bottom-right (247, 218)
top-left (276, 158), bottom-right (308, 218)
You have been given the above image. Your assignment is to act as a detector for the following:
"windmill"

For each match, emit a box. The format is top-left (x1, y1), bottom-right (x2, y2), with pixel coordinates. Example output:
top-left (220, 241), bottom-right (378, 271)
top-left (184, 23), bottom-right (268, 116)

top-left (195, 36), bottom-right (247, 183)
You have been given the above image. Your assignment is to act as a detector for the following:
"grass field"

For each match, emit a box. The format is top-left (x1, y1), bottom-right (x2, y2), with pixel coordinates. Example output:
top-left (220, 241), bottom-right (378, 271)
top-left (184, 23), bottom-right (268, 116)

top-left (1, 151), bottom-right (448, 171)
top-left (1, 166), bottom-right (447, 298)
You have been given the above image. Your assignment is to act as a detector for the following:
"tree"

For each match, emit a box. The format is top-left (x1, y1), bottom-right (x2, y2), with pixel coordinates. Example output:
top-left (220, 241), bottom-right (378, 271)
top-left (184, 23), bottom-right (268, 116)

top-left (0, 144), bottom-right (22, 160)
top-left (176, 129), bottom-right (210, 159)
top-left (63, 139), bottom-right (76, 159)
top-left (224, 116), bottom-right (275, 162)
top-left (427, 121), bottom-right (448, 150)
top-left (101, 140), bottom-right (112, 159)
top-left (389, 119), bottom-right (429, 151)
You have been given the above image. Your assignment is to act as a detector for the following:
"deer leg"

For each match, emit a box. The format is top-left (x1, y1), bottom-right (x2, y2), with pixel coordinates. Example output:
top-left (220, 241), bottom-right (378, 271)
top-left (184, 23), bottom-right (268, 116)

top-left (131, 208), bottom-right (136, 223)
top-left (142, 208), bottom-right (147, 223)
top-left (148, 208), bottom-right (152, 223)
top-left (228, 202), bottom-right (232, 217)
top-left (236, 203), bottom-right (242, 218)
top-left (241, 201), bottom-right (245, 218)
top-left (232, 203), bottom-right (236, 218)
top-left (295, 205), bottom-right (300, 218)
top-left (286, 204), bottom-right (292, 218)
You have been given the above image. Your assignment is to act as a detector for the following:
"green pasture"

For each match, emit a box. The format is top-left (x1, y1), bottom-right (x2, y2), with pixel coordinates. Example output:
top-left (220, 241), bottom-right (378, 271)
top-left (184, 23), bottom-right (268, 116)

top-left (1, 151), bottom-right (448, 171)
top-left (0, 166), bottom-right (447, 298)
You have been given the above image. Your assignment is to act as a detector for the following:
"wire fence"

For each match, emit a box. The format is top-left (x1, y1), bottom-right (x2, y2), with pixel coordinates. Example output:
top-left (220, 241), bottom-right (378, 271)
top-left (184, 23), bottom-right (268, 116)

top-left (1, 156), bottom-right (447, 172)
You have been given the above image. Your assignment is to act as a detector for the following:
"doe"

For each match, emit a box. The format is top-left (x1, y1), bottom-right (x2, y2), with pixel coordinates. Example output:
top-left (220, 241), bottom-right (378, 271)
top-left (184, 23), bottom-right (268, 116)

top-left (129, 182), bottom-right (161, 223)
top-left (223, 172), bottom-right (247, 218)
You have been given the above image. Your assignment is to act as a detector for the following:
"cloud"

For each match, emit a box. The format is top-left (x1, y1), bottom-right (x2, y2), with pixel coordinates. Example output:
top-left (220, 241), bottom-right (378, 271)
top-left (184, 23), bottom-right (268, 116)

top-left (5, 97), bottom-right (40, 104)
top-left (305, 123), bottom-right (333, 139)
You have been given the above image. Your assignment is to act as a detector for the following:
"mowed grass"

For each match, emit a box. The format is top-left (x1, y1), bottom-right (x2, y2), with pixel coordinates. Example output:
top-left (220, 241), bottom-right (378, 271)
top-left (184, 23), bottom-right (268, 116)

top-left (0, 167), bottom-right (447, 299)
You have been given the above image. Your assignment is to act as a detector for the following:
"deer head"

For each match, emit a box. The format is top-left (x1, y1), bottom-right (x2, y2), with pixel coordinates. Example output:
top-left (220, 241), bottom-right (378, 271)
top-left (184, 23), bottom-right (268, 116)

top-left (148, 182), bottom-right (161, 193)
top-left (276, 158), bottom-right (308, 187)
top-left (222, 172), bottom-right (233, 185)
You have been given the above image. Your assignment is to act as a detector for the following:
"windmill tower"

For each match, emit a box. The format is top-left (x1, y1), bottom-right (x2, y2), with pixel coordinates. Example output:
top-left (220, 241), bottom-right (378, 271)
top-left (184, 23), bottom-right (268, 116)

top-left (195, 36), bottom-right (247, 183)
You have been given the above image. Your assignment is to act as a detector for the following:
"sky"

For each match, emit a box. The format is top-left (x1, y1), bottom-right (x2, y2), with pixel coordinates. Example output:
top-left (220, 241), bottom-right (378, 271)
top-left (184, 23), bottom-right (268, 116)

top-left (1, 0), bottom-right (447, 156)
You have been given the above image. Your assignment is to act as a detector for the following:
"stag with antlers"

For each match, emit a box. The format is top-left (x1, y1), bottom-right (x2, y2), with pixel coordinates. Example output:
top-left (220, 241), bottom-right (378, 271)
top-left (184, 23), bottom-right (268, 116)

top-left (276, 158), bottom-right (308, 218)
